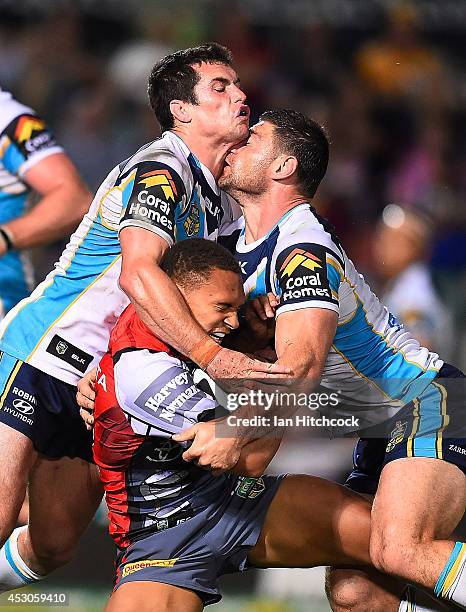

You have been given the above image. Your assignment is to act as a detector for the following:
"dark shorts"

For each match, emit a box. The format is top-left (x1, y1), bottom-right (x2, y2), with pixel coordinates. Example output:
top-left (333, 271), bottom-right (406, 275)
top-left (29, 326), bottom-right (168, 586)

top-left (346, 363), bottom-right (466, 495)
top-left (114, 474), bottom-right (284, 606)
top-left (0, 351), bottom-right (93, 461)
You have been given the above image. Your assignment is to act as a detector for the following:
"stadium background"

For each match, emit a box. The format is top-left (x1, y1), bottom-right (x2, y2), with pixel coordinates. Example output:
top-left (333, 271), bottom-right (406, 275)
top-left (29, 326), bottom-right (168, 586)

top-left (0, 0), bottom-right (465, 609)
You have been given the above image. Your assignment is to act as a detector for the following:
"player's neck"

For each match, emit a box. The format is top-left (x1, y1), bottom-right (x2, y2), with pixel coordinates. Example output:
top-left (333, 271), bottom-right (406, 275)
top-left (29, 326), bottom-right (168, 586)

top-left (242, 192), bottom-right (307, 243)
top-left (172, 129), bottom-right (231, 180)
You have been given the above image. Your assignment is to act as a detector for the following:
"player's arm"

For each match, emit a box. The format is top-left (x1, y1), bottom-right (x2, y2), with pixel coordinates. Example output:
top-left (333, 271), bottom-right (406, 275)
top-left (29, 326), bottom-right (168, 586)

top-left (275, 308), bottom-right (337, 381)
top-left (0, 114), bottom-right (91, 254)
top-left (230, 433), bottom-right (282, 477)
top-left (118, 160), bottom-right (289, 378)
top-left (114, 350), bottom-right (280, 478)
top-left (119, 227), bottom-right (210, 354)
top-left (273, 239), bottom-right (341, 381)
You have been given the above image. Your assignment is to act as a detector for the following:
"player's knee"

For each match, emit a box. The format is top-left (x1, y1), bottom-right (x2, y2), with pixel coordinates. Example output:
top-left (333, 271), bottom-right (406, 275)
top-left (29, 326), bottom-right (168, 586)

top-left (369, 530), bottom-right (417, 578)
top-left (325, 567), bottom-right (384, 611)
top-left (31, 538), bottom-right (77, 572)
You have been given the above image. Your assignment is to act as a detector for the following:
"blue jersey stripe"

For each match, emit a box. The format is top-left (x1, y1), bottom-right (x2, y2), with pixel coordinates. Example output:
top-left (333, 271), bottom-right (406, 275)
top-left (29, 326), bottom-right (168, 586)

top-left (334, 301), bottom-right (428, 397)
top-left (327, 263), bottom-right (341, 293)
top-left (2, 142), bottom-right (26, 175)
top-left (413, 383), bottom-right (443, 458)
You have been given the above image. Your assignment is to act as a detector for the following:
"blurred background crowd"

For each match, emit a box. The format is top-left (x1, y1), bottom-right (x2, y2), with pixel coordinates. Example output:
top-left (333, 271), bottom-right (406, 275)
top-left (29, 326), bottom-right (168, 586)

top-left (0, 0), bottom-right (464, 609)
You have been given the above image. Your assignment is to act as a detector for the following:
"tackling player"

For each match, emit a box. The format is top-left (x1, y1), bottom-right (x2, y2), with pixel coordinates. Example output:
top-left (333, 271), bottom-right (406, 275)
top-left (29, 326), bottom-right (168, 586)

top-left (0, 45), bottom-right (286, 593)
top-left (174, 109), bottom-right (466, 611)
top-left (94, 238), bottom-right (374, 611)
top-left (0, 89), bottom-right (91, 317)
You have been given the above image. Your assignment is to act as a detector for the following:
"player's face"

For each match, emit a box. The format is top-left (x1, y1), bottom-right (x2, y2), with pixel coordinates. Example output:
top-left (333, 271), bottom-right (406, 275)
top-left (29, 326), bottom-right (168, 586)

top-left (188, 62), bottom-right (250, 145)
top-left (182, 269), bottom-right (245, 344)
top-left (218, 121), bottom-right (277, 195)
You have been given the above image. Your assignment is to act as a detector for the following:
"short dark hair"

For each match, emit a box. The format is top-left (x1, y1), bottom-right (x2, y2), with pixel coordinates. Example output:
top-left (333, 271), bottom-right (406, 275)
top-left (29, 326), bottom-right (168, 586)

top-left (148, 43), bottom-right (233, 132)
top-left (160, 238), bottom-right (241, 288)
top-left (260, 109), bottom-right (329, 198)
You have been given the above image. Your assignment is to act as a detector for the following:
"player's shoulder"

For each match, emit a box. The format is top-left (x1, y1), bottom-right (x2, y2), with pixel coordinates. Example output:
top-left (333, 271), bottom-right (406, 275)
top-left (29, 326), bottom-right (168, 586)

top-left (119, 131), bottom-right (192, 191)
top-left (114, 349), bottom-right (185, 413)
top-left (115, 348), bottom-right (184, 395)
top-left (275, 204), bottom-right (344, 262)
top-left (0, 90), bottom-right (35, 134)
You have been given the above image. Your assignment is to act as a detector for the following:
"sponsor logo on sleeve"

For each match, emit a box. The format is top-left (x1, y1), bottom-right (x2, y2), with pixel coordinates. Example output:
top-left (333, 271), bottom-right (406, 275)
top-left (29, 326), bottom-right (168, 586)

top-left (122, 165), bottom-right (180, 236)
top-left (277, 245), bottom-right (333, 304)
top-left (11, 114), bottom-right (56, 156)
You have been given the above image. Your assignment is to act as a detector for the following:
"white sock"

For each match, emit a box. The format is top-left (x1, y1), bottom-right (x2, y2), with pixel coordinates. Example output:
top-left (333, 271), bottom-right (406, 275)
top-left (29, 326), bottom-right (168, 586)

top-left (399, 584), bottom-right (457, 611)
top-left (0, 526), bottom-right (44, 593)
top-left (435, 542), bottom-right (466, 610)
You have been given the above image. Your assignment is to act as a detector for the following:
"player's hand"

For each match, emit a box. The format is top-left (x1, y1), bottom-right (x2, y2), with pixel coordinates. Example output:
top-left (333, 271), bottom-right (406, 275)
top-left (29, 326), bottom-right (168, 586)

top-left (242, 293), bottom-right (277, 347)
top-left (248, 293), bottom-right (279, 320)
top-left (207, 346), bottom-right (292, 380)
top-left (172, 420), bottom-right (242, 475)
top-left (77, 367), bottom-right (97, 430)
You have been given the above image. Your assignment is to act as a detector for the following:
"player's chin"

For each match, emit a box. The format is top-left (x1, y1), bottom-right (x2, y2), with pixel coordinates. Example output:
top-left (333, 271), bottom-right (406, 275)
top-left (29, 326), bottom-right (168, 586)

top-left (217, 171), bottom-right (231, 191)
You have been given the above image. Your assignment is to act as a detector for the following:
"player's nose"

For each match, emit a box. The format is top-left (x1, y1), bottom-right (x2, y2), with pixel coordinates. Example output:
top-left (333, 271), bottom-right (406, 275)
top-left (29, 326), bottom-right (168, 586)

top-left (233, 83), bottom-right (247, 103)
top-left (225, 311), bottom-right (240, 331)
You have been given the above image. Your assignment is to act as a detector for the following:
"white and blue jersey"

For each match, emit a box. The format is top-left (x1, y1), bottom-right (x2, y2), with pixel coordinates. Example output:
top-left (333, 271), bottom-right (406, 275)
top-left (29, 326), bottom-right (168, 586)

top-left (0, 131), bottom-right (239, 385)
top-left (220, 203), bottom-right (443, 426)
top-left (0, 90), bottom-right (63, 316)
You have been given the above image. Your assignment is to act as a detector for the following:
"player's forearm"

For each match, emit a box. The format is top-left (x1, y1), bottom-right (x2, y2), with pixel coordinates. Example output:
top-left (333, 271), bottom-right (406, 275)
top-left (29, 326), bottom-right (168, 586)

top-left (2, 184), bottom-right (91, 250)
top-left (231, 434), bottom-right (282, 477)
top-left (119, 262), bottom-right (210, 356)
top-left (276, 342), bottom-right (322, 382)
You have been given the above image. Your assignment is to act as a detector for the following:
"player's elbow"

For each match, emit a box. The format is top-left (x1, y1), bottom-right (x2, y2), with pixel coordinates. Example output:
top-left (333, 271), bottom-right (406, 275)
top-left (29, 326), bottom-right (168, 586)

top-left (118, 260), bottom-right (155, 304)
top-left (118, 266), bottom-right (141, 302)
top-left (73, 183), bottom-right (92, 218)
top-left (54, 181), bottom-right (92, 231)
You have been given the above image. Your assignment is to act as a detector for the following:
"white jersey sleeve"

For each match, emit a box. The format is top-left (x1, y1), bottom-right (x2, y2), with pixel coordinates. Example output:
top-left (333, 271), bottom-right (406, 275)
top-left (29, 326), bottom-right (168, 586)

top-left (272, 224), bottom-right (345, 317)
top-left (0, 90), bottom-right (63, 179)
top-left (118, 149), bottom-right (191, 247)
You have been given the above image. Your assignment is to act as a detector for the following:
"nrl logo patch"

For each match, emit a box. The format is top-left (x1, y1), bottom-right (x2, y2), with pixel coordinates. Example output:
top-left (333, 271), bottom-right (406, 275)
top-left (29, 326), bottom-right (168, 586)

top-left (56, 341), bottom-right (68, 355)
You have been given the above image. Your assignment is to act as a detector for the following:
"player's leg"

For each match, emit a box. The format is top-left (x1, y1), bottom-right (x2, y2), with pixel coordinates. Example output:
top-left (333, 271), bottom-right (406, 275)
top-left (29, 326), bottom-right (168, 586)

top-left (106, 582), bottom-right (203, 612)
top-left (17, 455), bottom-right (103, 575)
top-left (249, 474), bottom-right (372, 567)
top-left (0, 425), bottom-right (39, 591)
top-left (326, 566), bottom-right (403, 611)
top-left (0, 424), bottom-right (36, 546)
top-left (248, 474), bottom-right (403, 610)
top-left (370, 457), bottom-right (466, 606)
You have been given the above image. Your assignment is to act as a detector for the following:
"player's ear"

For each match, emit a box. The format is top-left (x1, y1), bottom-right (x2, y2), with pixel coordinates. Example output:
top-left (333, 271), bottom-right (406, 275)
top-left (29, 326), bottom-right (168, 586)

top-left (170, 100), bottom-right (192, 125)
top-left (272, 155), bottom-right (298, 180)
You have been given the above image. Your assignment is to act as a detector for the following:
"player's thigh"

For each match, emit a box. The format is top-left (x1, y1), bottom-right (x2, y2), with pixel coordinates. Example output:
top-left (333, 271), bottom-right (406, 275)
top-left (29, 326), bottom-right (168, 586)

top-left (106, 581), bottom-right (203, 612)
top-left (28, 455), bottom-right (103, 557)
top-left (0, 423), bottom-right (36, 543)
top-left (248, 474), bottom-right (372, 568)
top-left (372, 457), bottom-right (466, 543)
top-left (326, 566), bottom-right (403, 612)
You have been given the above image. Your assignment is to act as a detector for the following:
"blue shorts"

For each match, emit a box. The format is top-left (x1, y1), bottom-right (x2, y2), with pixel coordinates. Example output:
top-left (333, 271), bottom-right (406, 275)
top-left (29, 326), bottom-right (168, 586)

top-left (0, 351), bottom-right (93, 461)
top-left (346, 364), bottom-right (466, 495)
top-left (114, 474), bottom-right (284, 605)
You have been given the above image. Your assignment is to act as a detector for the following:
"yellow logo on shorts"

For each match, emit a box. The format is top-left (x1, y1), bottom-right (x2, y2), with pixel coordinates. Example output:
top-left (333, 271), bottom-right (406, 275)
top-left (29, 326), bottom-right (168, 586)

top-left (386, 420), bottom-right (407, 453)
top-left (122, 558), bottom-right (178, 578)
